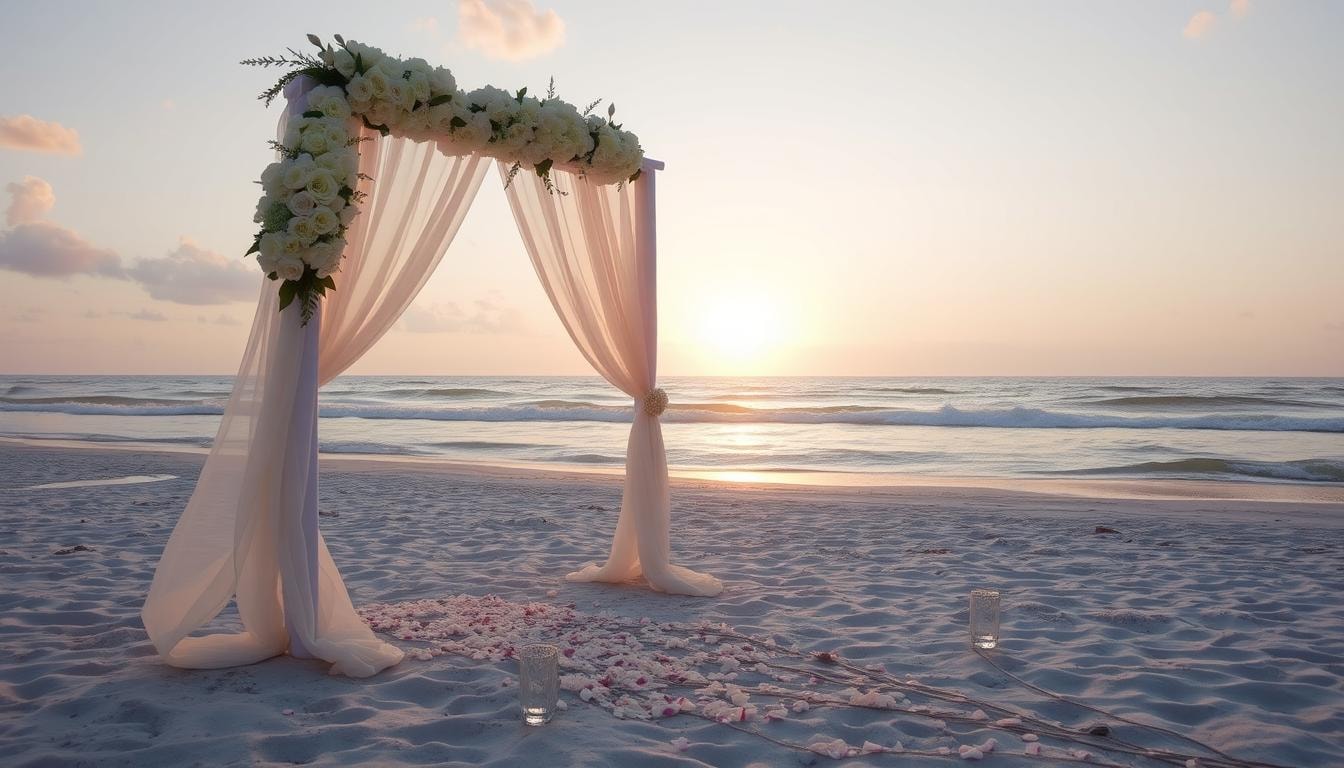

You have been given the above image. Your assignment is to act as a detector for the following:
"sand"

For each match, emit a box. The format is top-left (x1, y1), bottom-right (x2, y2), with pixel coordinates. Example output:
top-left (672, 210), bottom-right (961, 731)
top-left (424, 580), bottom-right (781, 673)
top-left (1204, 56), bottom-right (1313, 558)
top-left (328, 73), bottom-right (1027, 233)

top-left (1, 440), bottom-right (1341, 767)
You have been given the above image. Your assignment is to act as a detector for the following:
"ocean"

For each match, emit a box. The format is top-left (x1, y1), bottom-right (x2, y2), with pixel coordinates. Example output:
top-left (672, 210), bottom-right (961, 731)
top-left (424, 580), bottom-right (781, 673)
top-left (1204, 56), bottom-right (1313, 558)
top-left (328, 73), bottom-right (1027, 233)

top-left (1, 375), bottom-right (1342, 485)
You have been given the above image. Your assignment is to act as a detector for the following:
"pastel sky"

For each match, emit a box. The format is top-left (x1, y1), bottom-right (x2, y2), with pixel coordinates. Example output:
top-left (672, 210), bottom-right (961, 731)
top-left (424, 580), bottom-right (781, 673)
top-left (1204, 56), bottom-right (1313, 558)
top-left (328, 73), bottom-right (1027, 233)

top-left (1, 0), bottom-right (1341, 376)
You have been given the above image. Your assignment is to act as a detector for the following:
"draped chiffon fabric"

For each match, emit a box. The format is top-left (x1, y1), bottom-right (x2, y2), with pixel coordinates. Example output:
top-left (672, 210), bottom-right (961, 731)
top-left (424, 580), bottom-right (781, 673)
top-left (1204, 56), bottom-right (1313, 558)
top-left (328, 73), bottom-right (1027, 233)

top-left (501, 161), bottom-right (723, 597)
top-left (141, 101), bottom-right (488, 676)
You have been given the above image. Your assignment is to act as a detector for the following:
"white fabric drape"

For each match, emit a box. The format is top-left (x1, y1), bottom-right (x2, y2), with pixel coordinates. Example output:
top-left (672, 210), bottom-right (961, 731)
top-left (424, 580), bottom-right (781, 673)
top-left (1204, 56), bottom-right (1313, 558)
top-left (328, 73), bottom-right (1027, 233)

top-left (141, 93), bottom-right (488, 675)
top-left (501, 161), bottom-right (723, 597)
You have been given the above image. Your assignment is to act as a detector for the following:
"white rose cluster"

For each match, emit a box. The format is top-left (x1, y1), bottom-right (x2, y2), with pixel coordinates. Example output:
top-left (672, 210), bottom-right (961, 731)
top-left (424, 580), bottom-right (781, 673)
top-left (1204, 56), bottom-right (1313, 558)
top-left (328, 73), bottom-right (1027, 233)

top-left (251, 85), bottom-right (360, 283)
top-left (247, 35), bottom-right (647, 316)
top-left (324, 39), bottom-right (644, 184)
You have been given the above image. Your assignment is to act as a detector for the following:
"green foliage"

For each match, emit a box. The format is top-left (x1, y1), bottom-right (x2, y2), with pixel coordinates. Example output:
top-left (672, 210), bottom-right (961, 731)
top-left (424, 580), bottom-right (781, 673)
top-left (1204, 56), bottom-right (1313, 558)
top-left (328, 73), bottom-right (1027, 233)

top-left (267, 139), bottom-right (299, 159)
top-left (263, 201), bottom-right (293, 231)
top-left (277, 268), bottom-right (339, 326)
top-left (361, 114), bottom-right (390, 136)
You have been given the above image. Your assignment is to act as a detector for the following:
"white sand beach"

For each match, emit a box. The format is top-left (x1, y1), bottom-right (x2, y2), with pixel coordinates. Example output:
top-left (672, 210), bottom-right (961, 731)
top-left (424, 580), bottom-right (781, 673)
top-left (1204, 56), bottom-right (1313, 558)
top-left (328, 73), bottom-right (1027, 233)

top-left (2, 441), bottom-right (1344, 763)
top-left (2, 440), bottom-right (1342, 767)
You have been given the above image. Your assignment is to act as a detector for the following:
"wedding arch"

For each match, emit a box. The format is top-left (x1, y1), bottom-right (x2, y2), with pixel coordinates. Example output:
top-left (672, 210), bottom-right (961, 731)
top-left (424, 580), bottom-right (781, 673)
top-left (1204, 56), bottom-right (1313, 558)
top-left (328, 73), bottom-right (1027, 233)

top-left (141, 36), bottom-right (722, 678)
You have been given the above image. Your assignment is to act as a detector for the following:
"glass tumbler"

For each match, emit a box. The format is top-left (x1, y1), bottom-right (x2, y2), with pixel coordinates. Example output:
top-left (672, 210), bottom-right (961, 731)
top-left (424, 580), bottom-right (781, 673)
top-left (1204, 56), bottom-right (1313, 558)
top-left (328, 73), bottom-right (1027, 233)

top-left (969, 589), bottom-right (1001, 649)
top-left (518, 644), bottom-right (559, 725)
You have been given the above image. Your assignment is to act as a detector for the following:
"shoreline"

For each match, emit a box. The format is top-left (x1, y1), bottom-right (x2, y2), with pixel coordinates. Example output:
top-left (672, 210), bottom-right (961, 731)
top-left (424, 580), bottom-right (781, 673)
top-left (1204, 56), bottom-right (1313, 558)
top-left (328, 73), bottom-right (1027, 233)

top-left (4, 434), bottom-right (1342, 506)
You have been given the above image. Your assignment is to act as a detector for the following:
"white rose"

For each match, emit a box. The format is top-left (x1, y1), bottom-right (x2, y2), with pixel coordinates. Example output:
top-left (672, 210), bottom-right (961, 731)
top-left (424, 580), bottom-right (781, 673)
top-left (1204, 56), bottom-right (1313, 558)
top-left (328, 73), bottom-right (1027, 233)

top-left (323, 123), bottom-right (348, 150)
top-left (274, 254), bottom-right (305, 282)
top-left (282, 120), bottom-right (302, 149)
top-left (259, 231), bottom-right (287, 260)
top-left (346, 42), bottom-right (382, 69)
top-left (318, 94), bottom-right (351, 121)
top-left (315, 148), bottom-right (356, 176)
top-left (253, 194), bottom-right (272, 224)
top-left (430, 67), bottom-right (456, 95)
top-left (299, 129), bottom-right (329, 155)
top-left (259, 162), bottom-right (285, 194)
top-left (386, 81), bottom-right (414, 112)
top-left (288, 190), bottom-right (317, 215)
top-left (288, 215), bottom-right (317, 244)
top-left (339, 205), bottom-right (359, 226)
top-left (497, 122), bottom-right (533, 160)
top-left (374, 57), bottom-right (403, 80)
top-left (310, 207), bottom-right (339, 235)
top-left (281, 233), bottom-right (305, 256)
top-left (257, 252), bottom-right (280, 274)
top-left (306, 170), bottom-right (338, 203)
top-left (281, 156), bottom-right (315, 189)
top-left (345, 75), bottom-right (373, 105)
top-left (365, 68), bottom-right (391, 98)
top-left (332, 48), bottom-right (357, 78)
top-left (406, 71), bottom-right (430, 103)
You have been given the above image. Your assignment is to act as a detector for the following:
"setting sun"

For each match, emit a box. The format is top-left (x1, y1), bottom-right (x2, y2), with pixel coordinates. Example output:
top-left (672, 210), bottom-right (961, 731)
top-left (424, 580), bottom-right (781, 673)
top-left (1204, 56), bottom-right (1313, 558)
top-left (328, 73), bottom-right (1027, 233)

top-left (694, 292), bottom-right (784, 373)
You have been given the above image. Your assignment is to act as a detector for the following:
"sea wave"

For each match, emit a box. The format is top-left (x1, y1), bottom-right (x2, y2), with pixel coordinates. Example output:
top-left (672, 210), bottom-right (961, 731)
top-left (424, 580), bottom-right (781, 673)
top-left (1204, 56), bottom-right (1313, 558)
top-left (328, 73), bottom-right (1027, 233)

top-left (1052, 458), bottom-right (1344, 483)
top-left (1087, 395), bottom-right (1333, 408)
top-left (5, 399), bottom-right (1343, 433)
top-left (381, 387), bottom-right (510, 398)
top-left (0, 395), bottom-right (207, 408)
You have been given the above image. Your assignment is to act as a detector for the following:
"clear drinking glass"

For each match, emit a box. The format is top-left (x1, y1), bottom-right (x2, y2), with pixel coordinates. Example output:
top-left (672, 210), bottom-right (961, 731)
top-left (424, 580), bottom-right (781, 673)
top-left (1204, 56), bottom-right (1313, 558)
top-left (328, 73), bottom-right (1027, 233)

top-left (969, 589), bottom-right (1001, 649)
top-left (518, 644), bottom-right (559, 725)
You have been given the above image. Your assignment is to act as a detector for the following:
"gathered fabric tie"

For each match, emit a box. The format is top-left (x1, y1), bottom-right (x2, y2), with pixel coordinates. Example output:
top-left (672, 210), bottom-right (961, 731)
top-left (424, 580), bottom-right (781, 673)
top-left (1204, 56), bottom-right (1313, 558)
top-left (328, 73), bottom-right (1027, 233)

top-left (642, 388), bottom-right (669, 417)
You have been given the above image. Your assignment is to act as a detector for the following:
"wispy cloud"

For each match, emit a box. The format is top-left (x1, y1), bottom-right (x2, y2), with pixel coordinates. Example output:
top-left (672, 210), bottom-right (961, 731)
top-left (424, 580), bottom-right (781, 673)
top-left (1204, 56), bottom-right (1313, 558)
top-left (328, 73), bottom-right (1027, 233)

top-left (5, 176), bottom-right (55, 226)
top-left (0, 115), bottom-right (82, 155)
top-left (198, 313), bottom-right (242, 326)
top-left (127, 238), bottom-right (257, 305)
top-left (0, 177), bottom-right (122, 279)
top-left (128, 309), bottom-right (168, 322)
top-left (1230, 0), bottom-right (1251, 19)
top-left (1, 180), bottom-right (253, 304)
top-left (0, 221), bottom-right (123, 278)
top-left (403, 297), bottom-right (525, 334)
top-left (1183, 10), bottom-right (1217, 39)
top-left (458, 0), bottom-right (565, 61)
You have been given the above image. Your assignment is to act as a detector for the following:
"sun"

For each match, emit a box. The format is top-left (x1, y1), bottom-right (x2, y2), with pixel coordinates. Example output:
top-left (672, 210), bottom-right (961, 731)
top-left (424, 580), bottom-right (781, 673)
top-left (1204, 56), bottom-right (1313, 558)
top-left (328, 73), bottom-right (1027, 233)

top-left (694, 293), bottom-right (783, 373)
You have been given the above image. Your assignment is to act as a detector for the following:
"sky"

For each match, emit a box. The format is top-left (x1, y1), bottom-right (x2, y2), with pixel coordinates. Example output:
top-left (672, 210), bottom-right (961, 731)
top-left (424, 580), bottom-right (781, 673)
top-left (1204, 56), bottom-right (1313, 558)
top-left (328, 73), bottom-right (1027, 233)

top-left (0, 0), bottom-right (1341, 376)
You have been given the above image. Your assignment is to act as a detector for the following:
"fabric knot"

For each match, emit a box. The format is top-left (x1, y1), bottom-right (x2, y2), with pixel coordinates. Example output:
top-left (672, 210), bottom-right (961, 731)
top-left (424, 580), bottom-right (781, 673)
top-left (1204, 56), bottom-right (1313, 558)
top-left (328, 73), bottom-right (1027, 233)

top-left (642, 388), bottom-right (669, 417)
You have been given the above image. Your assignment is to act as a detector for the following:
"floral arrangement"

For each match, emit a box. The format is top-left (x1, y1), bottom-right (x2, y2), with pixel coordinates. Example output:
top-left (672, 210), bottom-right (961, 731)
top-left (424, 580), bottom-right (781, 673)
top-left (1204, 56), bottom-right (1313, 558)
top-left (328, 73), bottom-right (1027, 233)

top-left (243, 34), bottom-right (646, 324)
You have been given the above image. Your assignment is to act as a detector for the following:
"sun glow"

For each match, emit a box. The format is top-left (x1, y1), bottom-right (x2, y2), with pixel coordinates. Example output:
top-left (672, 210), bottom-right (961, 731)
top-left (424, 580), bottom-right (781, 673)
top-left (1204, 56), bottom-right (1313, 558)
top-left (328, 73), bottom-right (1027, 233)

top-left (693, 292), bottom-right (785, 374)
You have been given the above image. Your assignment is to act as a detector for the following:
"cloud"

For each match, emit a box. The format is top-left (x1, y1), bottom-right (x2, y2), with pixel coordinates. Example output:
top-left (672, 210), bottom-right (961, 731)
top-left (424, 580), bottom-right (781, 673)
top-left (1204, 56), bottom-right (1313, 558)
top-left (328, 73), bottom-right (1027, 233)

top-left (458, 0), bottom-right (565, 61)
top-left (0, 115), bottom-right (82, 155)
top-left (403, 297), bottom-right (525, 333)
top-left (128, 309), bottom-right (168, 322)
top-left (1230, 0), bottom-right (1251, 19)
top-left (127, 239), bottom-right (258, 305)
top-left (198, 313), bottom-right (242, 326)
top-left (0, 178), bottom-right (122, 278)
top-left (0, 221), bottom-right (123, 278)
top-left (5, 176), bottom-right (55, 226)
top-left (1183, 10), bottom-right (1216, 39)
